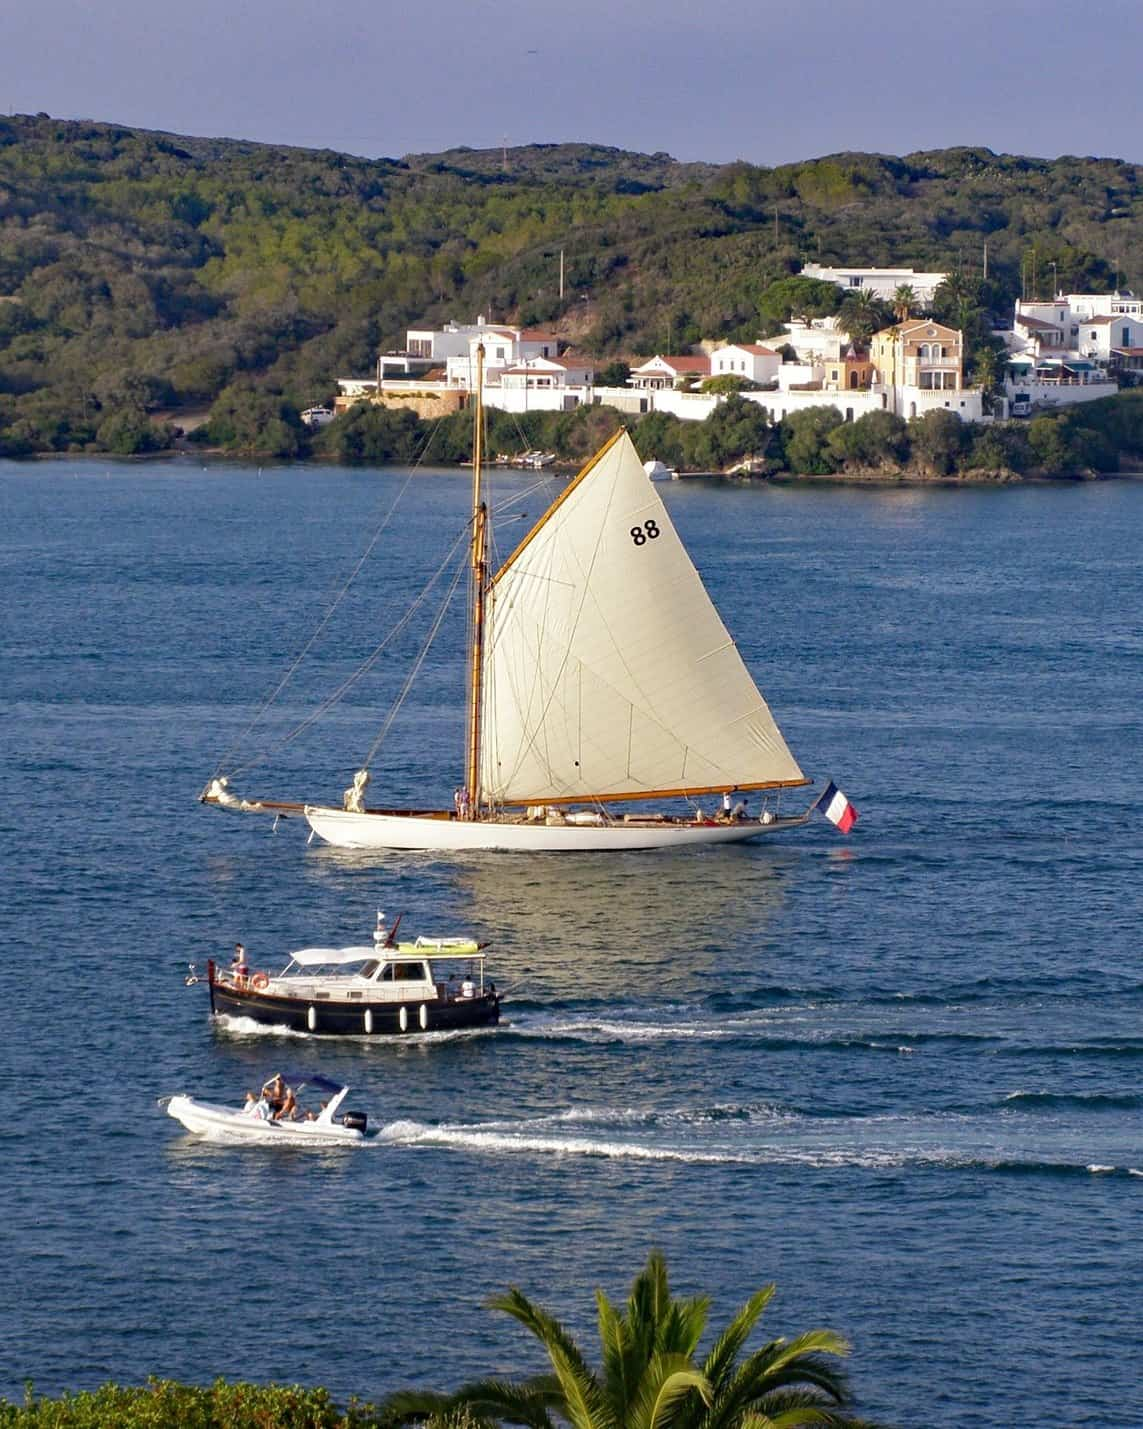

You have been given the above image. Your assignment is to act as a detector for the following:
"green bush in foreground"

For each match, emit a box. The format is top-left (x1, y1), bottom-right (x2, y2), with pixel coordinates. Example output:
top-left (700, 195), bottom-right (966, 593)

top-left (1, 1377), bottom-right (372, 1428)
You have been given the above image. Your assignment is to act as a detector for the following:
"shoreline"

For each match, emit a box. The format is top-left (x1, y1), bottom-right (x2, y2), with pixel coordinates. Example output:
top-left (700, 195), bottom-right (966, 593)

top-left (9, 448), bottom-right (1141, 486)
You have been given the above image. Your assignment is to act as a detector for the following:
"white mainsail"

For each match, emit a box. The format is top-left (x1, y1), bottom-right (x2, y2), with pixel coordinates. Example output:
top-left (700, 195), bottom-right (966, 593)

top-left (480, 429), bottom-right (806, 806)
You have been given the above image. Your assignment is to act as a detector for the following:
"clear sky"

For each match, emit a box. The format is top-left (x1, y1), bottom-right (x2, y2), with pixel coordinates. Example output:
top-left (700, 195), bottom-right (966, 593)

top-left (5, 0), bottom-right (1141, 168)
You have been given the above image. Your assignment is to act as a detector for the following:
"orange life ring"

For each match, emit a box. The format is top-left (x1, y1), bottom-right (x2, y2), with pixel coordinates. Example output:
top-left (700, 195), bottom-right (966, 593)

top-left (250, 971), bottom-right (269, 991)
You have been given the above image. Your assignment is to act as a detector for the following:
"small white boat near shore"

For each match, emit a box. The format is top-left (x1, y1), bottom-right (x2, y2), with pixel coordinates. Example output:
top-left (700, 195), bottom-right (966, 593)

top-left (163, 1074), bottom-right (371, 1145)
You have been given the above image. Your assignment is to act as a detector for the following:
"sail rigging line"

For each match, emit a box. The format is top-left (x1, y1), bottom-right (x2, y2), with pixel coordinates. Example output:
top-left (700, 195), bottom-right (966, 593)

top-left (220, 518), bottom-right (473, 780)
top-left (358, 539), bottom-right (468, 773)
top-left (210, 416), bottom-right (454, 781)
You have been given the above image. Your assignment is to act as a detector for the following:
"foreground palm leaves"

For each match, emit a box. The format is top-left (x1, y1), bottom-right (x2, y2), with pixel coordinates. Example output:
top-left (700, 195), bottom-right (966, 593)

top-left (380, 1251), bottom-right (878, 1429)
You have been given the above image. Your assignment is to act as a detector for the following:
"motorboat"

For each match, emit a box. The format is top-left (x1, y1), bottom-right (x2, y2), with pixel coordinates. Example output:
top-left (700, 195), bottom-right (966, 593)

top-left (191, 912), bottom-right (502, 1036)
top-left (164, 1073), bottom-right (371, 1144)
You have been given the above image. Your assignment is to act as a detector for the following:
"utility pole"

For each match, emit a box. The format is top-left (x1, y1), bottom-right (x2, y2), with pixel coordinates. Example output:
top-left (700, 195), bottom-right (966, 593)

top-left (983, 240), bottom-right (989, 282)
top-left (559, 248), bottom-right (564, 301)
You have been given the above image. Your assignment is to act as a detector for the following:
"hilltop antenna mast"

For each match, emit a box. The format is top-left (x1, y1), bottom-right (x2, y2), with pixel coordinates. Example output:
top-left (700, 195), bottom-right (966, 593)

top-left (501, 134), bottom-right (509, 171)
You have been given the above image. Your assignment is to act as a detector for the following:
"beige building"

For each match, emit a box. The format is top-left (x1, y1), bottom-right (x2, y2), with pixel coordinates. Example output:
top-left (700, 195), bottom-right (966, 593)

top-left (823, 349), bottom-right (875, 392)
top-left (870, 319), bottom-right (964, 394)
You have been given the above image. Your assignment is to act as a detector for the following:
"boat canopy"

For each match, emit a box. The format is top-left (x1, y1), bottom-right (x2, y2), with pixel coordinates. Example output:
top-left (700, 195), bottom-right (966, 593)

top-left (285, 941), bottom-right (484, 968)
top-left (286, 946), bottom-right (377, 967)
top-left (284, 1072), bottom-right (347, 1094)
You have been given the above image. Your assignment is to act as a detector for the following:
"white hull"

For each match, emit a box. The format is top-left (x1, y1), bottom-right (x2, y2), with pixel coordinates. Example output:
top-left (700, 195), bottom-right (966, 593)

top-left (165, 1095), bottom-right (365, 1144)
top-left (304, 805), bottom-right (810, 853)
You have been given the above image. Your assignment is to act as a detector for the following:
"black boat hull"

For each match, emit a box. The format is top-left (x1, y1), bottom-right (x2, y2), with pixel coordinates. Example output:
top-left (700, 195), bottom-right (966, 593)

top-left (210, 984), bottom-right (501, 1036)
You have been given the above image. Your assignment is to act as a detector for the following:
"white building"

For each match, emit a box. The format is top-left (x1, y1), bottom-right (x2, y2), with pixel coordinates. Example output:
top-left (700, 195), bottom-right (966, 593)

top-left (629, 355), bottom-right (712, 389)
top-left (1073, 312), bottom-right (1143, 364)
top-left (444, 325), bottom-right (560, 388)
top-left (761, 317), bottom-right (849, 364)
top-left (799, 263), bottom-right (948, 306)
top-left (709, 343), bottom-right (781, 384)
top-left (999, 292), bottom-right (1128, 412)
top-left (493, 355), bottom-right (596, 412)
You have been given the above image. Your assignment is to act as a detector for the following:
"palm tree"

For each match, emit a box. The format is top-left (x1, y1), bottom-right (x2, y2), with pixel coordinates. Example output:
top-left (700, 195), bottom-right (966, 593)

top-left (379, 1251), bottom-right (872, 1429)
top-left (891, 285), bottom-right (916, 324)
top-left (836, 289), bottom-right (887, 347)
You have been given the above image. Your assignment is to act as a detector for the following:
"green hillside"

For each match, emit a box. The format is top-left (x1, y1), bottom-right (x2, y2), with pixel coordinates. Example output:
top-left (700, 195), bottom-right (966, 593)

top-left (1, 113), bottom-right (1141, 457)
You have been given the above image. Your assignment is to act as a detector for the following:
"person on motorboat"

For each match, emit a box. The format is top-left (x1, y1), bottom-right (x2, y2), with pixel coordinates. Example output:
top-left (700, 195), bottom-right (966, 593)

top-left (262, 1073), bottom-right (286, 1116)
top-left (274, 1086), bottom-right (298, 1121)
top-left (232, 942), bottom-right (249, 983)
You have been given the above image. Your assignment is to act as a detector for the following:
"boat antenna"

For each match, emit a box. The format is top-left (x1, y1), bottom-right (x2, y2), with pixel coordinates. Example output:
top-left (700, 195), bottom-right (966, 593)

top-left (464, 343), bottom-right (488, 818)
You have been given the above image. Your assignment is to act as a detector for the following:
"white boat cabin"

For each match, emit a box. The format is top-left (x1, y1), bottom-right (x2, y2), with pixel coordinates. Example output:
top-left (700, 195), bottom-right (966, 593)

top-left (263, 942), bottom-right (488, 1004)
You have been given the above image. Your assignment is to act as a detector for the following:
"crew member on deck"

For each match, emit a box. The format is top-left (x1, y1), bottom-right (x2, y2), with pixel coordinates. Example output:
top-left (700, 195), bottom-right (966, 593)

top-left (232, 942), bottom-right (249, 983)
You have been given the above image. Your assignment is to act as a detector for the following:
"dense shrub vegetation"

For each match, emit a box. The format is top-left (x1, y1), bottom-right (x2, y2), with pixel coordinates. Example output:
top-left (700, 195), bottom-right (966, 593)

top-left (0, 1379), bottom-right (371, 1427)
top-left (2, 113), bottom-right (1143, 470)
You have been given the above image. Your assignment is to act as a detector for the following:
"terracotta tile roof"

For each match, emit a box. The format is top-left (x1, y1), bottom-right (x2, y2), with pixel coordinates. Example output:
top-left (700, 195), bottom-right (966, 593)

top-left (663, 355), bottom-right (712, 373)
top-left (1016, 314), bottom-right (1060, 330)
top-left (519, 328), bottom-right (560, 341)
top-left (737, 344), bottom-right (778, 356)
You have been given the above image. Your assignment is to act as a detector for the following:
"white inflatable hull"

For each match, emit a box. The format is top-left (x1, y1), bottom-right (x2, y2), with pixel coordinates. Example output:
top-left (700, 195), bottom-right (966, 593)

top-left (304, 806), bottom-right (810, 852)
top-left (165, 1095), bottom-right (365, 1144)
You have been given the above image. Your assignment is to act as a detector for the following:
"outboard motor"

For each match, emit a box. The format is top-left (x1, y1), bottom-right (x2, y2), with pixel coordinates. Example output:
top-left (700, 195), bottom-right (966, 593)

top-left (341, 1110), bottom-right (368, 1132)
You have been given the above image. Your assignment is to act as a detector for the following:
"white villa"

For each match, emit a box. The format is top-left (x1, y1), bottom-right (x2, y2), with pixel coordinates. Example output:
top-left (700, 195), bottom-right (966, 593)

top-left (799, 263), bottom-right (948, 306)
top-left (708, 343), bottom-right (781, 384)
top-left (997, 291), bottom-right (1130, 412)
top-left (764, 317), bottom-right (850, 364)
top-left (629, 355), bottom-right (712, 389)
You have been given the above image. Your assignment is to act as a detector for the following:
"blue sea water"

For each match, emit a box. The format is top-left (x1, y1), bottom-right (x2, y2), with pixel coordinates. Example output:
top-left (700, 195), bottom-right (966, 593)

top-left (1, 457), bottom-right (1141, 1428)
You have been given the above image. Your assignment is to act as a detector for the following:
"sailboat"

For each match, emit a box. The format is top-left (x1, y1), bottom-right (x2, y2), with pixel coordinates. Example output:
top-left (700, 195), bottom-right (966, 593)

top-left (203, 346), bottom-right (845, 852)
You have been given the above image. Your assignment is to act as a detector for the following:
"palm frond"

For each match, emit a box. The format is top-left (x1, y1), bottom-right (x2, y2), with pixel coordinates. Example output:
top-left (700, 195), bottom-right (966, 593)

top-left (489, 1288), bottom-right (613, 1429)
top-left (454, 1377), bottom-right (562, 1429)
top-left (376, 1388), bottom-right (458, 1425)
top-left (597, 1288), bottom-right (637, 1421)
top-left (627, 1353), bottom-right (713, 1429)
top-left (715, 1339), bottom-right (852, 1423)
top-left (699, 1285), bottom-right (777, 1393)
top-left (659, 1296), bottom-right (710, 1358)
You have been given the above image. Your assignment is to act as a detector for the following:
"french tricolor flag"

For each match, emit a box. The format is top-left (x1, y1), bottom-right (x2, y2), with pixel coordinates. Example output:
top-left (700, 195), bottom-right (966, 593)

top-left (818, 781), bottom-right (859, 834)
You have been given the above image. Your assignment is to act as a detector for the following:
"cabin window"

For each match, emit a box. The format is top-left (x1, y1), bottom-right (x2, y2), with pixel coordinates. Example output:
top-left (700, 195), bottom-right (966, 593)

top-left (394, 961), bottom-right (428, 981)
top-left (359, 960), bottom-right (380, 979)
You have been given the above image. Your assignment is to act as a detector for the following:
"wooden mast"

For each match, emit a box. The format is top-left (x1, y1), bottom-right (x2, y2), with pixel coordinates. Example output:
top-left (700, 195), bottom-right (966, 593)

top-left (464, 343), bottom-right (488, 816)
